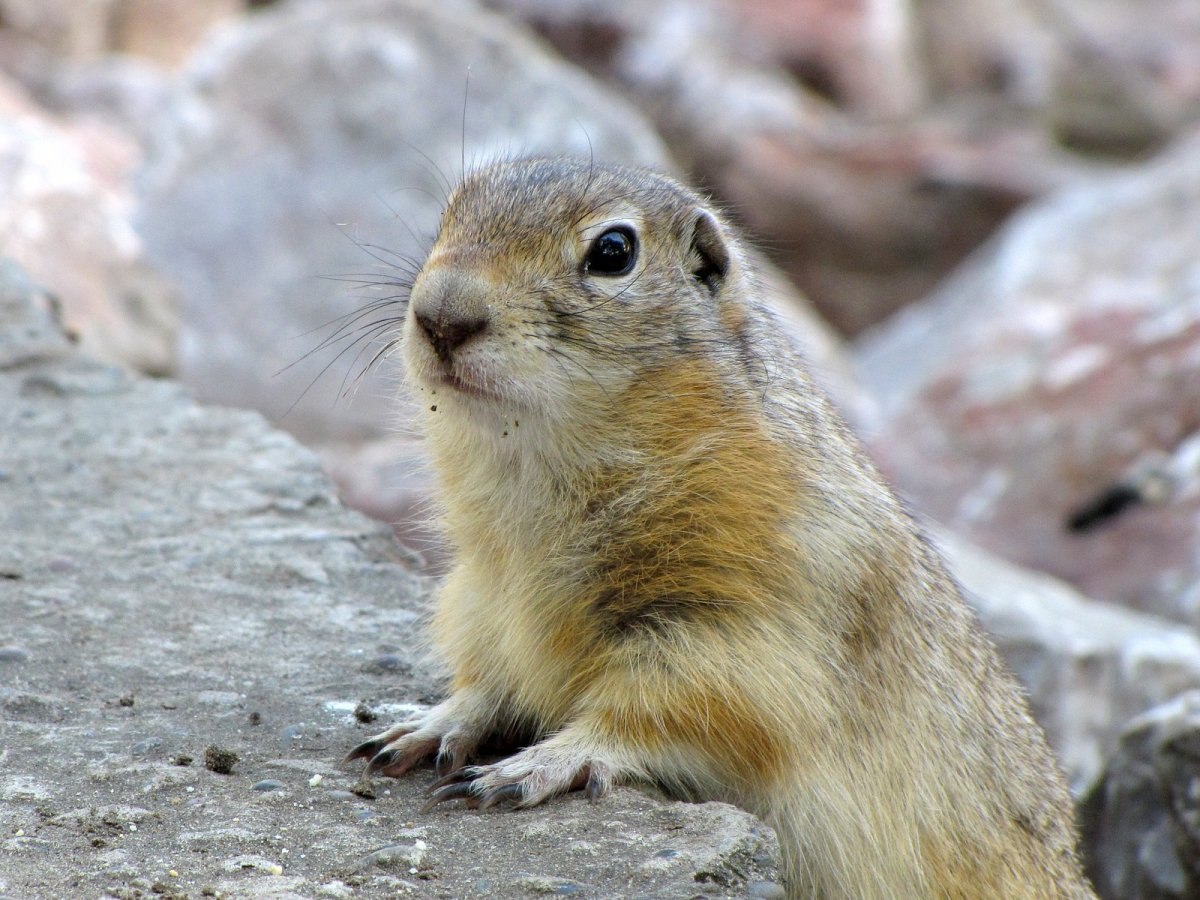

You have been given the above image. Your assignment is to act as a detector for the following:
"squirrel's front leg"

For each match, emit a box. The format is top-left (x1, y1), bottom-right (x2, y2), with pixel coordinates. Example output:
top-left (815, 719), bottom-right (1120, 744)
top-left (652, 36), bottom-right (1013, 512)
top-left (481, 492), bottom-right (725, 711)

top-left (420, 646), bottom-right (784, 813)
top-left (345, 685), bottom-right (501, 778)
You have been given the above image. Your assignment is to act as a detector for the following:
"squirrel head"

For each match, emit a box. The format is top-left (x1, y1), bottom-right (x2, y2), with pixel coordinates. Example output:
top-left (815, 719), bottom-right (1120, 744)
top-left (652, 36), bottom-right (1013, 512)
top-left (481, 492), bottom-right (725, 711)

top-left (402, 157), bottom-right (753, 434)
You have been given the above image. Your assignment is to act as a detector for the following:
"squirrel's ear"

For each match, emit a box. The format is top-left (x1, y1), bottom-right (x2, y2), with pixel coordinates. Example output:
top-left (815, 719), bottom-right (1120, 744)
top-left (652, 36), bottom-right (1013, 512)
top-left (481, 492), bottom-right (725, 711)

top-left (690, 208), bottom-right (730, 296)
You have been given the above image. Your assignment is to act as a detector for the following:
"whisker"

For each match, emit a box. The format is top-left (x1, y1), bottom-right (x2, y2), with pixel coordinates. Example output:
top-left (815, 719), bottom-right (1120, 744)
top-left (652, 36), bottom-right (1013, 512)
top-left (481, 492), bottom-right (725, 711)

top-left (277, 299), bottom-right (409, 375)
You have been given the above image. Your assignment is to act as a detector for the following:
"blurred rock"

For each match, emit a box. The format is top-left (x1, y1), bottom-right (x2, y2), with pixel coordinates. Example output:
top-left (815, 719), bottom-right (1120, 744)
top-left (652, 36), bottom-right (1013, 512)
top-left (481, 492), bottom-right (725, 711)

top-left (718, 0), bottom-right (927, 118)
top-left (20, 54), bottom-right (176, 147)
top-left (318, 434), bottom-right (447, 571)
top-left (940, 530), bottom-right (1200, 793)
top-left (0, 0), bottom-right (120, 61)
top-left (917, 0), bottom-right (1200, 158)
top-left (0, 259), bottom-right (74, 367)
top-left (858, 131), bottom-right (1200, 624)
top-left (1079, 691), bottom-right (1200, 899)
top-left (0, 15), bottom-right (175, 149)
top-left (489, 0), bottom-right (1088, 335)
top-left (0, 72), bottom-right (178, 374)
top-left (112, 0), bottom-right (246, 69)
top-left (0, 0), bottom-right (243, 67)
top-left (913, 0), bottom-right (1055, 107)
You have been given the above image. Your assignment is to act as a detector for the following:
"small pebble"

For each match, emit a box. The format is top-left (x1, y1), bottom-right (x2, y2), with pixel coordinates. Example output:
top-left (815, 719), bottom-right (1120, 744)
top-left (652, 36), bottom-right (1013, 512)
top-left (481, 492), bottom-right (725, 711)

top-left (353, 701), bottom-right (378, 724)
top-left (351, 775), bottom-right (376, 800)
top-left (514, 875), bottom-right (583, 895)
top-left (252, 780), bottom-right (285, 792)
top-left (364, 654), bottom-right (410, 675)
top-left (204, 745), bottom-right (238, 775)
top-left (278, 724), bottom-right (305, 751)
top-left (131, 737), bottom-right (163, 756)
top-left (0, 647), bottom-right (30, 663)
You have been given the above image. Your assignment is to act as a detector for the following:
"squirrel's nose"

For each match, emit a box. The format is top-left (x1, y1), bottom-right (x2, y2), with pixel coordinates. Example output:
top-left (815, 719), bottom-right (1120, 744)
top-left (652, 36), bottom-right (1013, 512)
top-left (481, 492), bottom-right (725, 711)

top-left (413, 309), bottom-right (488, 364)
top-left (408, 261), bottom-right (492, 365)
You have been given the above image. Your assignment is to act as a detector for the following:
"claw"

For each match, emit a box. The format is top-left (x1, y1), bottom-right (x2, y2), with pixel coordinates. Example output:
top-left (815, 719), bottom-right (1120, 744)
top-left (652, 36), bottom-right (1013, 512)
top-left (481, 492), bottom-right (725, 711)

top-left (435, 747), bottom-right (468, 778)
top-left (478, 782), bottom-right (525, 810)
top-left (369, 737), bottom-right (441, 778)
top-left (426, 766), bottom-right (475, 794)
top-left (421, 779), bottom-right (480, 813)
top-left (343, 737), bottom-right (386, 765)
top-left (366, 747), bottom-right (400, 774)
top-left (584, 767), bottom-right (605, 803)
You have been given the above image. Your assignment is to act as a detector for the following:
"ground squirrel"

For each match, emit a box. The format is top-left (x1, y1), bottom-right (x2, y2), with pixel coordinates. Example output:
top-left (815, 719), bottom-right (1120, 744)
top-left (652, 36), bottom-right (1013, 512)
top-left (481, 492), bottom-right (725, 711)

top-left (346, 157), bottom-right (1096, 898)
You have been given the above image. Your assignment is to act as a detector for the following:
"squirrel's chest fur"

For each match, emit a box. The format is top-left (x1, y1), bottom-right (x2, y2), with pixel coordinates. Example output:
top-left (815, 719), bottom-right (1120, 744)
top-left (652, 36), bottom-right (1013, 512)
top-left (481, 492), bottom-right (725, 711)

top-left (425, 358), bottom-right (818, 732)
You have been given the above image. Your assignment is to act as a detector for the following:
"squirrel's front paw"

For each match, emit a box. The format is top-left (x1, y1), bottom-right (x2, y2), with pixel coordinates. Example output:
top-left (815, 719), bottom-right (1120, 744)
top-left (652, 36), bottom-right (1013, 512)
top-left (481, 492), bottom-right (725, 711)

top-left (344, 692), bottom-right (492, 778)
top-left (423, 741), bottom-right (614, 812)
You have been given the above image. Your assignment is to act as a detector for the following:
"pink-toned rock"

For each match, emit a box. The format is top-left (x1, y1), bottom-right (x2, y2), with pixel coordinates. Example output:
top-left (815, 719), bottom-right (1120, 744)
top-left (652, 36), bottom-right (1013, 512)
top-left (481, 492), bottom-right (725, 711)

top-left (489, 0), bottom-right (1089, 335)
top-left (0, 0), bottom-right (116, 61)
top-left (857, 130), bottom-right (1200, 623)
top-left (718, 0), bottom-right (926, 118)
top-left (0, 73), bottom-right (177, 374)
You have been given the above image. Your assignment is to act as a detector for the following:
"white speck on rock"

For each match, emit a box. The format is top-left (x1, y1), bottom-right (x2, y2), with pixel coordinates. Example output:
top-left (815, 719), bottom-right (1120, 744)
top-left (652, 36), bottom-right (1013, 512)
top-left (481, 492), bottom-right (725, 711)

top-left (1043, 344), bottom-right (1109, 392)
top-left (955, 469), bottom-right (1010, 524)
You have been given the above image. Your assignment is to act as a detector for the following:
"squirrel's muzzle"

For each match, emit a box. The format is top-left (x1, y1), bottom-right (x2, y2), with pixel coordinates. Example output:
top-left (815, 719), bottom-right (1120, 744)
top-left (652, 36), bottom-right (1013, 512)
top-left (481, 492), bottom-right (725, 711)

top-left (409, 265), bottom-right (492, 366)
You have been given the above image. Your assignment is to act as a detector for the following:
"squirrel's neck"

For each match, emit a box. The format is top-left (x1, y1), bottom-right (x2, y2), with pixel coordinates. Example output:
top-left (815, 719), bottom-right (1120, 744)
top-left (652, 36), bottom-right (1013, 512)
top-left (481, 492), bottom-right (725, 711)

top-left (428, 358), bottom-right (795, 568)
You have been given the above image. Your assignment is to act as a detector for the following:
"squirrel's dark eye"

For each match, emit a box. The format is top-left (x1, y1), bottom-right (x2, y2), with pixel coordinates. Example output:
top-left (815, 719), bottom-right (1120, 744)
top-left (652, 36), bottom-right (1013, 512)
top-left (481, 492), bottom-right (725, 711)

top-left (584, 227), bottom-right (637, 276)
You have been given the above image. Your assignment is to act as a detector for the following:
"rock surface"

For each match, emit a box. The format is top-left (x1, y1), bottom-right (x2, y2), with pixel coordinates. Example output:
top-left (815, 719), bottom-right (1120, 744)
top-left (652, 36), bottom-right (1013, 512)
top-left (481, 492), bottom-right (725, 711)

top-left (1079, 691), bottom-right (1200, 899)
top-left (858, 131), bottom-right (1200, 624)
top-left (0, 266), bottom-right (784, 897)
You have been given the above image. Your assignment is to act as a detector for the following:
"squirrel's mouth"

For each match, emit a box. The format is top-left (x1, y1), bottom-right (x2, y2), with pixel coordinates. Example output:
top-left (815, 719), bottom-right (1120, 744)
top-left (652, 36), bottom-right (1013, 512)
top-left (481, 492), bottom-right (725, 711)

top-left (431, 367), bottom-right (504, 403)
